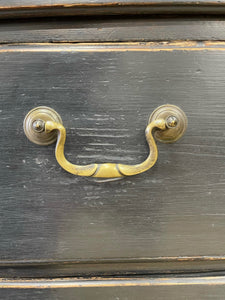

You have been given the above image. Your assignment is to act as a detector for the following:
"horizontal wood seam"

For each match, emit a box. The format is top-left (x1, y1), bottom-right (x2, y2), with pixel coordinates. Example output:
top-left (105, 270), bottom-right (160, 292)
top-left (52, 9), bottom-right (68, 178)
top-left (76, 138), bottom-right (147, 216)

top-left (1, 256), bottom-right (225, 266)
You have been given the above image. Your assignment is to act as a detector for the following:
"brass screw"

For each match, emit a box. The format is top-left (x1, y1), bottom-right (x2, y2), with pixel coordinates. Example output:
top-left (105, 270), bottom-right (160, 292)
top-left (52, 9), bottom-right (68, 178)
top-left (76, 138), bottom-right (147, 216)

top-left (32, 119), bottom-right (45, 133)
top-left (166, 116), bottom-right (178, 128)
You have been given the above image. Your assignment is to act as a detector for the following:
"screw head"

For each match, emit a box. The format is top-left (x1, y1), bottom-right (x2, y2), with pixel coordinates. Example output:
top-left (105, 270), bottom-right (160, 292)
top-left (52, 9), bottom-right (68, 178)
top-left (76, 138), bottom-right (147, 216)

top-left (32, 119), bottom-right (45, 133)
top-left (166, 116), bottom-right (178, 128)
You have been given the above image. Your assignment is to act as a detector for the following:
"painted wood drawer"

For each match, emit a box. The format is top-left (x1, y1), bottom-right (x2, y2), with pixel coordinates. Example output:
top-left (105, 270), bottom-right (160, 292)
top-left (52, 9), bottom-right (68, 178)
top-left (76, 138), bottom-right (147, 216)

top-left (1, 3), bottom-right (225, 296)
top-left (1, 41), bottom-right (225, 280)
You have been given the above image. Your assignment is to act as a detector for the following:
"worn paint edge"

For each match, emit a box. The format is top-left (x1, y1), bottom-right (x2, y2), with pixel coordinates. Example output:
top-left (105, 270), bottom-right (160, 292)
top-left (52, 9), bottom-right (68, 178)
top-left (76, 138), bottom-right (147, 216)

top-left (0, 41), bottom-right (225, 52)
top-left (1, 276), bottom-right (225, 288)
top-left (1, 1), bottom-right (225, 11)
top-left (1, 255), bottom-right (225, 266)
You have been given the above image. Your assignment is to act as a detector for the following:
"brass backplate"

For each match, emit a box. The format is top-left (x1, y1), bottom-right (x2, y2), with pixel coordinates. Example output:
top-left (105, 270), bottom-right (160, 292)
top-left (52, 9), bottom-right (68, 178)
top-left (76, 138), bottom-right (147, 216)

top-left (23, 106), bottom-right (63, 145)
top-left (149, 104), bottom-right (188, 143)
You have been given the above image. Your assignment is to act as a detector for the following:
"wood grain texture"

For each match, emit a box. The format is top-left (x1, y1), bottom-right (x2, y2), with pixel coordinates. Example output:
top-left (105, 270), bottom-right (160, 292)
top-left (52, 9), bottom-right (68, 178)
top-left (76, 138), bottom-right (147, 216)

top-left (1, 42), bottom-right (225, 276)
top-left (1, 1), bottom-right (225, 19)
top-left (1, 276), bottom-right (225, 299)
top-left (1, 286), bottom-right (225, 300)
top-left (1, 17), bottom-right (225, 43)
top-left (2, 257), bottom-right (225, 278)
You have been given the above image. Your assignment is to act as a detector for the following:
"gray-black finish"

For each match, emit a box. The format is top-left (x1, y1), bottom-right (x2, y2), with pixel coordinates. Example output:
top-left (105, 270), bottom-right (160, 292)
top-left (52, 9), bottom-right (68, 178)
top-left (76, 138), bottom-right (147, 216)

top-left (1, 1), bottom-right (225, 19)
top-left (1, 0), bottom-right (225, 295)
top-left (1, 43), bottom-right (225, 279)
top-left (1, 17), bottom-right (225, 43)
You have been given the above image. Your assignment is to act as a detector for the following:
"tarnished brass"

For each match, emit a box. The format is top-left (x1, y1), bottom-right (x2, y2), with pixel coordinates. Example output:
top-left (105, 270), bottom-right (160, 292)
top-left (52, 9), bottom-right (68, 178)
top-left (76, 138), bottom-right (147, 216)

top-left (23, 105), bottom-right (187, 178)
top-left (149, 104), bottom-right (188, 143)
top-left (23, 106), bottom-right (63, 145)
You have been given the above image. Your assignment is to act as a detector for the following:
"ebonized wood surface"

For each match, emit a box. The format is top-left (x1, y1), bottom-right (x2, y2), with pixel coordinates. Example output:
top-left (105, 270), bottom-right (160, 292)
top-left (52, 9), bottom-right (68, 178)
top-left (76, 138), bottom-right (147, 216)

top-left (1, 43), bottom-right (225, 279)
top-left (0, 4), bottom-right (225, 297)
top-left (1, 1), bottom-right (225, 19)
top-left (1, 17), bottom-right (225, 43)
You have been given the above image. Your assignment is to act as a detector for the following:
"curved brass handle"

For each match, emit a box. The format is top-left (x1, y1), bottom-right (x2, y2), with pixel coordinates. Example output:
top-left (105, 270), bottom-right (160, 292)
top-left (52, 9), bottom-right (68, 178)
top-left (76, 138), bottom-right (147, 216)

top-left (23, 105), bottom-right (187, 178)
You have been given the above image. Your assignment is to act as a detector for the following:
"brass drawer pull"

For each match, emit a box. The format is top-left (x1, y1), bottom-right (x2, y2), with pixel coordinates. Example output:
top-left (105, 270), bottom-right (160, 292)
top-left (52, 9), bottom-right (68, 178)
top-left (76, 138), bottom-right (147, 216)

top-left (23, 105), bottom-right (187, 178)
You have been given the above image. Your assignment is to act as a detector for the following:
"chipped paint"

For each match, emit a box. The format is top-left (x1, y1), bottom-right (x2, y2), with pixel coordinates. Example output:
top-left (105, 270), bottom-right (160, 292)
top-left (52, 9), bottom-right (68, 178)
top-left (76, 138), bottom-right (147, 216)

top-left (1, 275), bottom-right (225, 289)
top-left (0, 41), bottom-right (224, 53)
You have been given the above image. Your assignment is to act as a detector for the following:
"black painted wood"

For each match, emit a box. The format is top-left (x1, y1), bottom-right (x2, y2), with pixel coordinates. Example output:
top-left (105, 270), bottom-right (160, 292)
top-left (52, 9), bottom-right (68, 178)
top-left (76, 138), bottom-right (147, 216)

top-left (1, 17), bottom-right (225, 43)
top-left (0, 287), bottom-right (224, 300)
top-left (1, 1), bottom-right (225, 19)
top-left (2, 257), bottom-right (225, 278)
top-left (1, 43), bottom-right (225, 279)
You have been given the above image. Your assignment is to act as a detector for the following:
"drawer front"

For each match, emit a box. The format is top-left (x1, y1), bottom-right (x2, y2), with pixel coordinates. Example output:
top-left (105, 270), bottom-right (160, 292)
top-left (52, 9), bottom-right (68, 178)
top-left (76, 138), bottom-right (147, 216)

top-left (1, 42), bottom-right (225, 274)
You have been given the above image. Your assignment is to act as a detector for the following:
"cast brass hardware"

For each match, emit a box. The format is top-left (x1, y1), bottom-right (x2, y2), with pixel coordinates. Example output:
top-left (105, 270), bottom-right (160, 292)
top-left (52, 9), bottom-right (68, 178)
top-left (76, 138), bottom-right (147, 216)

top-left (23, 105), bottom-right (187, 178)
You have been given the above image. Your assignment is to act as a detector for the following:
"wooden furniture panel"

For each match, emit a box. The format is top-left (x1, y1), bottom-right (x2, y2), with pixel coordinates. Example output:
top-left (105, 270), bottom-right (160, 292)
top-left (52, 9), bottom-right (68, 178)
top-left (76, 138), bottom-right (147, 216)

top-left (1, 1), bottom-right (225, 295)
top-left (1, 44), bottom-right (225, 277)
top-left (1, 17), bottom-right (225, 43)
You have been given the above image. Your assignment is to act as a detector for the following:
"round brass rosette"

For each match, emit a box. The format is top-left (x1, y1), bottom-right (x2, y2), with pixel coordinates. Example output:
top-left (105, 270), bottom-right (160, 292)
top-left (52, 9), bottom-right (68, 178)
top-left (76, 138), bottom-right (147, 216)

top-left (23, 106), bottom-right (63, 145)
top-left (149, 104), bottom-right (188, 143)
